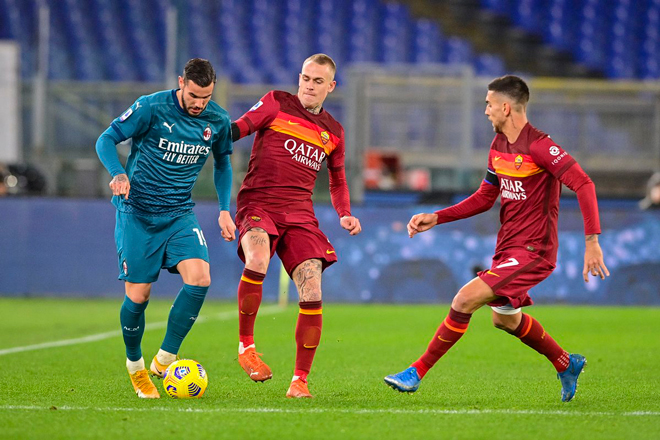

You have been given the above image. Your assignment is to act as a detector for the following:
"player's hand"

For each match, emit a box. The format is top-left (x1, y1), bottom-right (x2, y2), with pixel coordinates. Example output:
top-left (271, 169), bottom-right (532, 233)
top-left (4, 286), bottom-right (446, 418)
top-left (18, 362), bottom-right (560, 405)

top-left (109, 173), bottom-right (130, 199)
top-left (340, 216), bottom-right (362, 235)
top-left (218, 210), bottom-right (236, 242)
top-left (583, 235), bottom-right (610, 282)
top-left (407, 213), bottom-right (438, 238)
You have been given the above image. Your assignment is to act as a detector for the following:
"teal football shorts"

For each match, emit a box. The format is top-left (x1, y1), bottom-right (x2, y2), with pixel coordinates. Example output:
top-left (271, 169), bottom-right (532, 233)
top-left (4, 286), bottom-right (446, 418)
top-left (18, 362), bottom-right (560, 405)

top-left (115, 211), bottom-right (210, 283)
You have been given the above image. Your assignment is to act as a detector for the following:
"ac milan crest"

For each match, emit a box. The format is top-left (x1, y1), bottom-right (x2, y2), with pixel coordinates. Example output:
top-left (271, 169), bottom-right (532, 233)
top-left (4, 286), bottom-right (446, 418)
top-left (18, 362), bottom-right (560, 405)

top-left (203, 126), bottom-right (212, 141)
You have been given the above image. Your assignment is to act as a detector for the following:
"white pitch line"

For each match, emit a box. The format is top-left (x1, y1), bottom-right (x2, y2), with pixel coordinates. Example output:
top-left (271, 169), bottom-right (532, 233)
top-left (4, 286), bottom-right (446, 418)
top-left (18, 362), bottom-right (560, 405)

top-left (0, 305), bottom-right (284, 357)
top-left (0, 405), bottom-right (658, 417)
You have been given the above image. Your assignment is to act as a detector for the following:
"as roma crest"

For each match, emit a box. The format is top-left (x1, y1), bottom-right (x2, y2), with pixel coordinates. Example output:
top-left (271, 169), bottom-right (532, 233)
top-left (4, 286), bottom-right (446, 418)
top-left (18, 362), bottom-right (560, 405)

top-left (514, 155), bottom-right (523, 170)
top-left (320, 131), bottom-right (329, 145)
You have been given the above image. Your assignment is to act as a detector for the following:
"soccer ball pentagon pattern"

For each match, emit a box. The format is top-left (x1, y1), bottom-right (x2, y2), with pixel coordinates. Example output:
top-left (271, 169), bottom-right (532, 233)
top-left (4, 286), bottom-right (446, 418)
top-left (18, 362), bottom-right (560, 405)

top-left (163, 359), bottom-right (208, 399)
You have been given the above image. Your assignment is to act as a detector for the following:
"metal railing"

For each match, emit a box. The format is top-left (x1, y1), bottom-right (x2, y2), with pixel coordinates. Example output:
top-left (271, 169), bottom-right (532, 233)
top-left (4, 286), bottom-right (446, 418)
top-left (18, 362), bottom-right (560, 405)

top-left (19, 66), bottom-right (660, 200)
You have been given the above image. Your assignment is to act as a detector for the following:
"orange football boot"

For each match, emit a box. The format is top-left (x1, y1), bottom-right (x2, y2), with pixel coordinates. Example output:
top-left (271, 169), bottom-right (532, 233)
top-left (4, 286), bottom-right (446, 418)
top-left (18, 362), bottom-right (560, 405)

top-left (238, 346), bottom-right (273, 382)
top-left (286, 377), bottom-right (313, 398)
top-left (129, 369), bottom-right (160, 399)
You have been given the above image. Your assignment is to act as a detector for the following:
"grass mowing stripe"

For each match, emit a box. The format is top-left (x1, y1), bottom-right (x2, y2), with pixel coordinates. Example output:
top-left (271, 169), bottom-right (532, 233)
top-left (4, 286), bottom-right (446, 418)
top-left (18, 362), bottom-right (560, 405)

top-left (0, 305), bottom-right (283, 356)
top-left (0, 405), bottom-right (658, 417)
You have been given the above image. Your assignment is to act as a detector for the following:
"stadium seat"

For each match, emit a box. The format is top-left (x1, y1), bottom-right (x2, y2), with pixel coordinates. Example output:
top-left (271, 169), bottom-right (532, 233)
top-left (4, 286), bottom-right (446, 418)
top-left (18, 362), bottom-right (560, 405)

top-left (413, 19), bottom-right (444, 64)
top-left (348, 0), bottom-right (382, 63)
top-left (511, 0), bottom-right (545, 35)
top-left (443, 36), bottom-right (474, 66)
top-left (544, 0), bottom-right (578, 52)
top-left (480, 0), bottom-right (513, 17)
top-left (474, 53), bottom-right (505, 77)
top-left (381, 2), bottom-right (413, 64)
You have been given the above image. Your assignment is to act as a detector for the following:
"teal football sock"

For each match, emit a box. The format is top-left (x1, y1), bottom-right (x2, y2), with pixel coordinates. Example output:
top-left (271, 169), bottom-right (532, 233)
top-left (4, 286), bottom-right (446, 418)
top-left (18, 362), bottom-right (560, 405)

top-left (161, 284), bottom-right (208, 354)
top-left (120, 295), bottom-right (148, 362)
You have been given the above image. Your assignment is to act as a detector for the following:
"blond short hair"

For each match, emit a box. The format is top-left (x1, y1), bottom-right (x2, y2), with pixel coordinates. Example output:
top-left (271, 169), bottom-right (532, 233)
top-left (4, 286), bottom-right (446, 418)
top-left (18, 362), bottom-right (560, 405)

top-left (303, 53), bottom-right (337, 80)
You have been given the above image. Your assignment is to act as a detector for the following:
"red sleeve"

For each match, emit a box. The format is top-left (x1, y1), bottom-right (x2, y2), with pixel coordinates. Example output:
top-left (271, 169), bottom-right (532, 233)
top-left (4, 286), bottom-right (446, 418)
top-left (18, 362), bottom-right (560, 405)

top-left (234, 91), bottom-right (280, 139)
top-left (327, 130), bottom-right (350, 217)
top-left (559, 163), bottom-right (601, 235)
top-left (434, 179), bottom-right (500, 224)
top-left (329, 166), bottom-right (351, 217)
top-left (529, 136), bottom-right (576, 179)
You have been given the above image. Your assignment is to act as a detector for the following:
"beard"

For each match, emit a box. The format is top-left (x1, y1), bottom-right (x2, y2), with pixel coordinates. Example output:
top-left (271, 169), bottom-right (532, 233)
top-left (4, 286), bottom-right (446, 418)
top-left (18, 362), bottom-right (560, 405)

top-left (182, 99), bottom-right (205, 116)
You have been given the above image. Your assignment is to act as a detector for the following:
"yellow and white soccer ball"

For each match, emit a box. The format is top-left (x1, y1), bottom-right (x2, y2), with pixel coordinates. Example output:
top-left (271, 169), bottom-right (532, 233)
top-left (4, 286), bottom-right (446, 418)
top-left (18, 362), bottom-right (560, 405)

top-left (163, 359), bottom-right (208, 399)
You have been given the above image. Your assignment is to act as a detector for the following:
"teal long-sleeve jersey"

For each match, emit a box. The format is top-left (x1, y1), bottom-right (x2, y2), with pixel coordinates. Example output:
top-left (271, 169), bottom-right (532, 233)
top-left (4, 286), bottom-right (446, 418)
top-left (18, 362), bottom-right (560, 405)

top-left (96, 89), bottom-right (233, 216)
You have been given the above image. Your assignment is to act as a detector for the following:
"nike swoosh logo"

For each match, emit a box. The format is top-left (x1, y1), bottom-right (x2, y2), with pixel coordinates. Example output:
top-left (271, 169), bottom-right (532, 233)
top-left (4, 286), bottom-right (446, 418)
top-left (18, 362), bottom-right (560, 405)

top-left (486, 270), bottom-right (500, 277)
top-left (496, 257), bottom-right (519, 269)
top-left (303, 344), bottom-right (318, 349)
top-left (437, 336), bottom-right (453, 343)
top-left (287, 120), bottom-right (300, 125)
top-left (250, 372), bottom-right (259, 376)
top-left (326, 250), bottom-right (335, 254)
top-left (494, 156), bottom-right (501, 161)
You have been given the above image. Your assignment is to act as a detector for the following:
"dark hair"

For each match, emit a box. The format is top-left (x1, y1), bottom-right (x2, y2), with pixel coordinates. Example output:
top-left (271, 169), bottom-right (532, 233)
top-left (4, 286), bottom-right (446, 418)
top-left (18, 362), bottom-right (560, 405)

top-left (182, 58), bottom-right (216, 87)
top-left (488, 75), bottom-right (530, 106)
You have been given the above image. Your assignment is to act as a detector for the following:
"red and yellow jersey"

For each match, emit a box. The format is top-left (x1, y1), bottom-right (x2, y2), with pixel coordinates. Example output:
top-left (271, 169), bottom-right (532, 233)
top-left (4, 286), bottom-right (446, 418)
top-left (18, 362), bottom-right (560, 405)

top-left (234, 91), bottom-right (346, 214)
top-left (488, 123), bottom-right (577, 262)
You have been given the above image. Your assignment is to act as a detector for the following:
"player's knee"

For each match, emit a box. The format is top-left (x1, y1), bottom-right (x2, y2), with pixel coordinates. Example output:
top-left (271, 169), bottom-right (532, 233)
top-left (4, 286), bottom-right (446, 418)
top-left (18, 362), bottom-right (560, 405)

top-left (244, 252), bottom-right (269, 274)
top-left (297, 287), bottom-right (322, 302)
top-left (299, 326), bottom-right (321, 349)
top-left (189, 274), bottom-right (211, 287)
top-left (239, 293), bottom-right (261, 315)
top-left (451, 292), bottom-right (475, 313)
top-left (491, 315), bottom-right (518, 333)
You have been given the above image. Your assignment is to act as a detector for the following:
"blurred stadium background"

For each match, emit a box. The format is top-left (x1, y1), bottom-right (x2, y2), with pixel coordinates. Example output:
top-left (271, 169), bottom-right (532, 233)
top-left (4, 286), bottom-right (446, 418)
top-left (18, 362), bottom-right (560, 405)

top-left (1, 0), bottom-right (659, 305)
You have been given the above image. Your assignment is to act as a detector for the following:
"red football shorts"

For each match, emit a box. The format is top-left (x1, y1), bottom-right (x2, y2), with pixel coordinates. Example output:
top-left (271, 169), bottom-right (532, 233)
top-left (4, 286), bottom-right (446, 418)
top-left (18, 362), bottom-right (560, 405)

top-left (235, 205), bottom-right (338, 276)
top-left (478, 248), bottom-right (556, 309)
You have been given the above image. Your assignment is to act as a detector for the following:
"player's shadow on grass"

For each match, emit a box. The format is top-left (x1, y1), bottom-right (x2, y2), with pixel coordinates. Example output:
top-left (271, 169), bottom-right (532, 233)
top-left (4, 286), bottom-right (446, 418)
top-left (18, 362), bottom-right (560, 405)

top-left (372, 259), bottom-right (459, 303)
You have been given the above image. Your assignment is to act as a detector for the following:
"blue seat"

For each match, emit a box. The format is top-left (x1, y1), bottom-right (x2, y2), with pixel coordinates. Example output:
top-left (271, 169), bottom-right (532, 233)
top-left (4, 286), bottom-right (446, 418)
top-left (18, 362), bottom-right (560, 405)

top-left (413, 19), bottom-right (444, 63)
top-left (573, 0), bottom-right (609, 70)
top-left (474, 53), bottom-right (505, 77)
top-left (480, 0), bottom-right (513, 17)
top-left (348, 0), bottom-right (381, 62)
top-left (638, 1), bottom-right (660, 79)
top-left (282, 0), bottom-right (314, 72)
top-left (544, 0), bottom-right (578, 51)
top-left (381, 2), bottom-right (413, 63)
top-left (186, 0), bottom-right (221, 76)
top-left (315, 0), bottom-right (349, 66)
top-left (511, 0), bottom-right (544, 35)
top-left (443, 36), bottom-right (473, 65)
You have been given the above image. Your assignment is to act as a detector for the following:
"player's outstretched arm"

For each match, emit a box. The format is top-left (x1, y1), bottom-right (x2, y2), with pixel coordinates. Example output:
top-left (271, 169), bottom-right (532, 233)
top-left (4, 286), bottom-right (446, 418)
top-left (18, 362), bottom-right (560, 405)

top-left (582, 234), bottom-right (610, 282)
top-left (218, 210), bottom-right (236, 242)
top-left (407, 213), bottom-right (439, 238)
top-left (340, 216), bottom-right (362, 236)
top-left (109, 173), bottom-right (130, 199)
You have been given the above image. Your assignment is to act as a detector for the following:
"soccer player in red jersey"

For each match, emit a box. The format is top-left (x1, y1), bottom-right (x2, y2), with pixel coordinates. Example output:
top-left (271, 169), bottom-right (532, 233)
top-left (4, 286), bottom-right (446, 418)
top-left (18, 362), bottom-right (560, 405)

top-left (384, 75), bottom-right (609, 402)
top-left (230, 54), bottom-right (362, 398)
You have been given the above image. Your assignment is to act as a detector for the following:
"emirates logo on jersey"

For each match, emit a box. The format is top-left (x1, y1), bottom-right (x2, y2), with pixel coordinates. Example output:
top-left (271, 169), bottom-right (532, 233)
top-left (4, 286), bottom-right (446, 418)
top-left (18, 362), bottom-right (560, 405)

top-left (203, 126), bottom-right (212, 141)
top-left (514, 155), bottom-right (523, 170)
top-left (320, 131), bottom-right (330, 145)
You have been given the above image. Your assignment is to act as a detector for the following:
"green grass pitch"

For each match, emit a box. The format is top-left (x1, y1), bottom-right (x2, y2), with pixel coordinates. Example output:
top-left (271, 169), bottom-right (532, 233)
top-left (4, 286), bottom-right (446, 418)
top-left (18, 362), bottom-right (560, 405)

top-left (0, 298), bottom-right (658, 439)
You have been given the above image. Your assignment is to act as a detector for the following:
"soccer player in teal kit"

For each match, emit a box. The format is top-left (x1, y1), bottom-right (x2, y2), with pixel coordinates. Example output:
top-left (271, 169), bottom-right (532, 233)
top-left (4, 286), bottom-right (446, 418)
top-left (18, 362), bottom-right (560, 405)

top-left (96, 59), bottom-right (236, 398)
top-left (384, 75), bottom-right (609, 402)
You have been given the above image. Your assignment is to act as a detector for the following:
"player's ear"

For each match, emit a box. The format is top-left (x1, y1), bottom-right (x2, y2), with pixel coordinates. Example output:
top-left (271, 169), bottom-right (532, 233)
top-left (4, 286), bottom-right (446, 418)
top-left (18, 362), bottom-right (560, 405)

top-left (327, 80), bottom-right (337, 94)
top-left (178, 76), bottom-right (184, 89)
